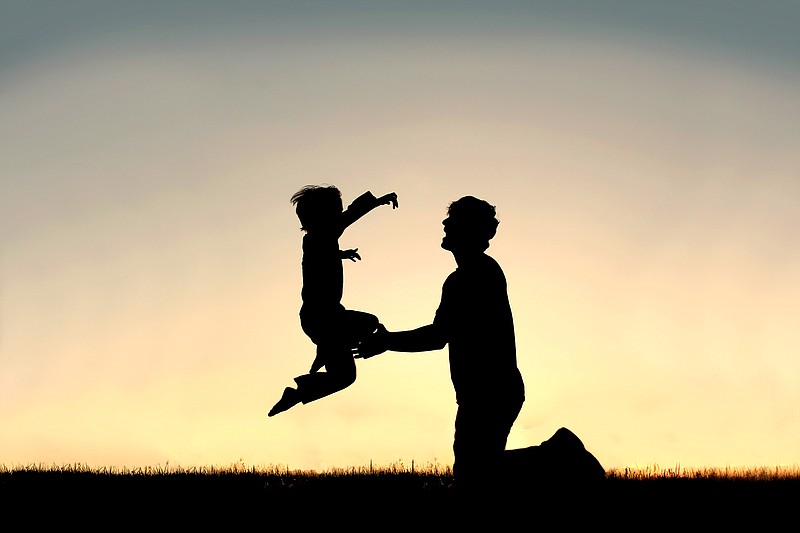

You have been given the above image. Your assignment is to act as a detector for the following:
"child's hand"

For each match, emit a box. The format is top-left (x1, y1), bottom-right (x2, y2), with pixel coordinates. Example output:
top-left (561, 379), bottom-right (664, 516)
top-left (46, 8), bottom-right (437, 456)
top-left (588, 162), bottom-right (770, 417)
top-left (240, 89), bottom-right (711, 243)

top-left (340, 248), bottom-right (361, 262)
top-left (377, 192), bottom-right (398, 209)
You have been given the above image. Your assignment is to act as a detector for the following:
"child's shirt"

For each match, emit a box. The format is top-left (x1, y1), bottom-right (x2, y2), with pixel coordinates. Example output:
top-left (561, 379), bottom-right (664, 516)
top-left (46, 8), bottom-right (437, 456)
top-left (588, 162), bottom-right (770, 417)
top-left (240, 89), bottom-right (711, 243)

top-left (300, 192), bottom-right (383, 310)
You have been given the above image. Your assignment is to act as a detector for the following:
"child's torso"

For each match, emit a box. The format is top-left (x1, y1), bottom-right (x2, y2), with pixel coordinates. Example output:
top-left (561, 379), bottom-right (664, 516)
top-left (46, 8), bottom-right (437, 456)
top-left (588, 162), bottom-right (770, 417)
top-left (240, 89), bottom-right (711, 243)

top-left (300, 233), bottom-right (343, 306)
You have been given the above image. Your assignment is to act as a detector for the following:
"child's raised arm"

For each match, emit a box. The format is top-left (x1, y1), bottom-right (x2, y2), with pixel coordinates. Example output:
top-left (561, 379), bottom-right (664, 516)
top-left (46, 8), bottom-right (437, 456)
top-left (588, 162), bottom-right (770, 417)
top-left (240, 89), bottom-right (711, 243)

top-left (341, 191), bottom-right (399, 230)
top-left (377, 192), bottom-right (398, 209)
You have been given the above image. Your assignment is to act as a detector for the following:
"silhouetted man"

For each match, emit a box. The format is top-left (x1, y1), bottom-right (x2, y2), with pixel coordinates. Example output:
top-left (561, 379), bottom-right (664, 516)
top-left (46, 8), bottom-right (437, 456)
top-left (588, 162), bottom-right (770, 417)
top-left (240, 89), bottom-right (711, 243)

top-left (358, 196), bottom-right (525, 498)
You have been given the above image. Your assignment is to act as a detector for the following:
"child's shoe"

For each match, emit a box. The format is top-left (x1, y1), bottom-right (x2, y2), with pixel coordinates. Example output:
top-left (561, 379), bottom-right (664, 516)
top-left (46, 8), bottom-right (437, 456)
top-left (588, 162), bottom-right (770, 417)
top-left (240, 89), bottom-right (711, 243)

top-left (268, 387), bottom-right (301, 417)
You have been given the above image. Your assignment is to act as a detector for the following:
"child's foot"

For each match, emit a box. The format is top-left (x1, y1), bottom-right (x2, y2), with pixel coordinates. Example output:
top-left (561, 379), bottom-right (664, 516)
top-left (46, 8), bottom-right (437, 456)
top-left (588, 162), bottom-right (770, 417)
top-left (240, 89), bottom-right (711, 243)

top-left (268, 387), bottom-right (301, 417)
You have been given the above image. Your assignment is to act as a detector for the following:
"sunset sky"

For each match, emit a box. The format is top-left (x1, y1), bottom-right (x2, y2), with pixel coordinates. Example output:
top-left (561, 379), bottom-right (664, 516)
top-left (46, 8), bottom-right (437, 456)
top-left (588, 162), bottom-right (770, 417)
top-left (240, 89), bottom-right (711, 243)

top-left (2, 1), bottom-right (798, 472)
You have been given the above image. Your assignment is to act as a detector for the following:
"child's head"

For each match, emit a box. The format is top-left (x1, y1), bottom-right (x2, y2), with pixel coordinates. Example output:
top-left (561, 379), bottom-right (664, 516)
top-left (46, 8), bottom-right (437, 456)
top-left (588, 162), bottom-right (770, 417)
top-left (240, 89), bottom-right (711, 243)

top-left (290, 185), bottom-right (343, 232)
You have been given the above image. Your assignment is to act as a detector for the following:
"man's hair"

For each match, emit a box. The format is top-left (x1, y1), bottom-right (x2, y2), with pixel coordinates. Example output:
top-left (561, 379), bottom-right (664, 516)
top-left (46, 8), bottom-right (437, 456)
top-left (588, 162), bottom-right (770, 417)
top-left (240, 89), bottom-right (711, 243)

top-left (290, 184), bottom-right (343, 231)
top-left (447, 196), bottom-right (499, 249)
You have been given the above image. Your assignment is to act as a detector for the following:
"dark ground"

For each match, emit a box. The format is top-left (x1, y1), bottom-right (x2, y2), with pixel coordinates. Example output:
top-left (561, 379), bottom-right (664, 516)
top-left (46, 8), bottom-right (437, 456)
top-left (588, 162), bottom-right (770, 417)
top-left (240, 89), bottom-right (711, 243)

top-left (2, 470), bottom-right (797, 528)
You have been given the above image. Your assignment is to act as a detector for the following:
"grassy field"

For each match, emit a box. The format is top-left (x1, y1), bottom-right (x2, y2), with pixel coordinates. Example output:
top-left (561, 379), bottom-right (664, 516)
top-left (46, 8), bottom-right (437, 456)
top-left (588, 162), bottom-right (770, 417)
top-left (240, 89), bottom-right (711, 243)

top-left (2, 462), bottom-right (798, 527)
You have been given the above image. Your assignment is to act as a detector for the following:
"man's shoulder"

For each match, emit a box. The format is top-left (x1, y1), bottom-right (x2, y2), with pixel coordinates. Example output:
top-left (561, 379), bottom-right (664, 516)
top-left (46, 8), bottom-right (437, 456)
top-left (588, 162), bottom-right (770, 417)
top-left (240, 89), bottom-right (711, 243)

top-left (469, 254), bottom-right (506, 277)
top-left (481, 252), bottom-right (503, 268)
top-left (441, 268), bottom-right (459, 287)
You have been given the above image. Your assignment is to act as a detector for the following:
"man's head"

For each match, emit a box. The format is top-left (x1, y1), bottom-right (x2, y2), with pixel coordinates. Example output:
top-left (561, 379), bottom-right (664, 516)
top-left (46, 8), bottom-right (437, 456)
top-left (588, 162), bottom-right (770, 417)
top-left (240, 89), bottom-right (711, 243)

top-left (441, 196), bottom-right (499, 253)
top-left (290, 185), bottom-right (343, 232)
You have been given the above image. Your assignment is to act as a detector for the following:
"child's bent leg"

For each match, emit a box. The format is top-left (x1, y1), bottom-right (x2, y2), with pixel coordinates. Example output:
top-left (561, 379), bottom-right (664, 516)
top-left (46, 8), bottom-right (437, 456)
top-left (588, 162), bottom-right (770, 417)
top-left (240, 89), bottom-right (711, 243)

top-left (343, 310), bottom-right (380, 340)
top-left (293, 348), bottom-right (356, 404)
top-left (309, 347), bottom-right (325, 374)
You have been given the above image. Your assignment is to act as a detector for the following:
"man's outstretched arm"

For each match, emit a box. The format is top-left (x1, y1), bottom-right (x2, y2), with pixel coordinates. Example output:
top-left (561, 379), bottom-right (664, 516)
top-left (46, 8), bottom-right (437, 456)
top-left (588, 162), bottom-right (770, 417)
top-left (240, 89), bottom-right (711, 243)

top-left (357, 324), bottom-right (446, 358)
top-left (386, 324), bottom-right (447, 352)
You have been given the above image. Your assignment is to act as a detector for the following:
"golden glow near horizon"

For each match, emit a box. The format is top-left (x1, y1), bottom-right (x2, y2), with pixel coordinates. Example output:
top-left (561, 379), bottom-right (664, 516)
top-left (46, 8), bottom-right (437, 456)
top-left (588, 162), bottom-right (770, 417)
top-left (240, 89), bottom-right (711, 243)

top-left (2, 2), bottom-right (799, 471)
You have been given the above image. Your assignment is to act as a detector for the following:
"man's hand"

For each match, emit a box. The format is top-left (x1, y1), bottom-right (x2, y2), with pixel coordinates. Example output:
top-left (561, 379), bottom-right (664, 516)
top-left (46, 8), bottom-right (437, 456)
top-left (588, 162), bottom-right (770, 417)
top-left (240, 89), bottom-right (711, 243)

top-left (356, 323), bottom-right (390, 359)
top-left (377, 192), bottom-right (398, 209)
top-left (340, 248), bottom-right (361, 262)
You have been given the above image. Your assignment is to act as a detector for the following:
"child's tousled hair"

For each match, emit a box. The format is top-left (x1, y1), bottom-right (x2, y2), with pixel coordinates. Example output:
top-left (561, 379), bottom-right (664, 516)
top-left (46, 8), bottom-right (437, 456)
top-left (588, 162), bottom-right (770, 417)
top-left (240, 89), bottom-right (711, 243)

top-left (290, 184), bottom-right (343, 231)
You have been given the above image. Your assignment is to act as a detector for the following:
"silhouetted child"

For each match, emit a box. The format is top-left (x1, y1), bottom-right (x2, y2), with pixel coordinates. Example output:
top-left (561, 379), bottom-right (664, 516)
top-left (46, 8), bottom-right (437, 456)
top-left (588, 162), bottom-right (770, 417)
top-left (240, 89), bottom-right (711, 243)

top-left (268, 184), bottom-right (398, 416)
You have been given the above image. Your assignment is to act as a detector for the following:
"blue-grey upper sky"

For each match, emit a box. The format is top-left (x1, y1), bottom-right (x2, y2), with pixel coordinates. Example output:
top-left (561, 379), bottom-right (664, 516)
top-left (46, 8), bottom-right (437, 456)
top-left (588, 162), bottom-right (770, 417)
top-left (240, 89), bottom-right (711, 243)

top-left (3, 1), bottom-right (798, 69)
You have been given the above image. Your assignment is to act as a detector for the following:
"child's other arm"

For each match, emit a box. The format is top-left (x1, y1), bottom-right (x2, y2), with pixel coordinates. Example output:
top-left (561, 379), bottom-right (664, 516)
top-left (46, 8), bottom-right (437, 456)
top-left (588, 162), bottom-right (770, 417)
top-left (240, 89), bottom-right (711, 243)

top-left (340, 248), bottom-right (361, 262)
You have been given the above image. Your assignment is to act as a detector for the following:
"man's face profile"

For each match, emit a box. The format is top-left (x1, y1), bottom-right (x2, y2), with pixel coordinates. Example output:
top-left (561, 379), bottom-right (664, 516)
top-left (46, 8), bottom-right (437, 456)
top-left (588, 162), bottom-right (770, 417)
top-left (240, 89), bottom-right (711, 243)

top-left (441, 214), bottom-right (470, 252)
